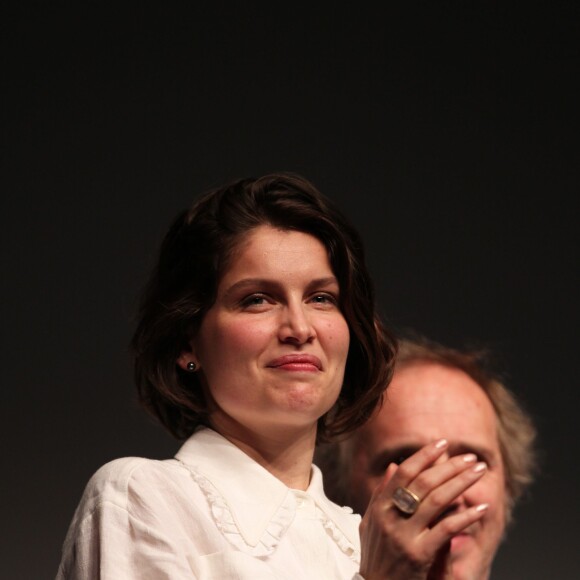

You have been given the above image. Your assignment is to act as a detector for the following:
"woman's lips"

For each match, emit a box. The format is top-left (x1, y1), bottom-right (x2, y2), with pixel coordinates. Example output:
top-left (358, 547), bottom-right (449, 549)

top-left (267, 354), bottom-right (322, 371)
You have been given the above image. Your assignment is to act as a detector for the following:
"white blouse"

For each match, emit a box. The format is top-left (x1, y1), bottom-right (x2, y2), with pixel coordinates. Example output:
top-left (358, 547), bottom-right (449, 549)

top-left (57, 428), bottom-right (363, 579)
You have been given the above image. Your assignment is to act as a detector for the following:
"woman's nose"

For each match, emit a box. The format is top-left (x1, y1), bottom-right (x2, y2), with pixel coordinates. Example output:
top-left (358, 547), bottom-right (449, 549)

top-left (278, 303), bottom-right (316, 344)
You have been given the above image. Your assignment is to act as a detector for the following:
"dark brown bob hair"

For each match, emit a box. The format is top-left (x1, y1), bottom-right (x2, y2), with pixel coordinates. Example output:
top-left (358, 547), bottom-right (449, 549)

top-left (132, 172), bottom-right (396, 441)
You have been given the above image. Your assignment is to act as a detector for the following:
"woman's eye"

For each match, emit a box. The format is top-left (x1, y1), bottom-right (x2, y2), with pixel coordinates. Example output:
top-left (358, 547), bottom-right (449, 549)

top-left (310, 293), bottom-right (337, 305)
top-left (240, 294), bottom-right (268, 308)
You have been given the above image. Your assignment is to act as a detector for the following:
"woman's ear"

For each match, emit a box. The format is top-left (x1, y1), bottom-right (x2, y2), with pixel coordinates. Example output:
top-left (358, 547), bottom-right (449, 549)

top-left (177, 343), bottom-right (198, 372)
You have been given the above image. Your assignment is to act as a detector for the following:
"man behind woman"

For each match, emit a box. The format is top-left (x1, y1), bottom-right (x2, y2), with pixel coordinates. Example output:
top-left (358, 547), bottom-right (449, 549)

top-left (316, 334), bottom-right (537, 579)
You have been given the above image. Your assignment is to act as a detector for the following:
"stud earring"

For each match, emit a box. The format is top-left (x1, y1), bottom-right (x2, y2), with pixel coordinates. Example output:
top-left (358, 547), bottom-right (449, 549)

top-left (186, 361), bottom-right (197, 372)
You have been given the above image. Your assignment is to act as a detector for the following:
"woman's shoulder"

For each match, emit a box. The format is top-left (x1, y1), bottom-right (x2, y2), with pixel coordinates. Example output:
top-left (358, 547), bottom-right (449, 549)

top-left (89, 455), bottom-right (177, 482)
top-left (77, 456), bottom-right (185, 513)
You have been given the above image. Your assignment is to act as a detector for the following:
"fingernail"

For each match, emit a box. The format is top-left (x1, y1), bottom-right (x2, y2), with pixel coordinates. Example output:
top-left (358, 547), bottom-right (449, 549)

top-left (473, 462), bottom-right (487, 473)
top-left (463, 453), bottom-right (477, 463)
top-left (475, 503), bottom-right (489, 512)
top-left (435, 438), bottom-right (448, 449)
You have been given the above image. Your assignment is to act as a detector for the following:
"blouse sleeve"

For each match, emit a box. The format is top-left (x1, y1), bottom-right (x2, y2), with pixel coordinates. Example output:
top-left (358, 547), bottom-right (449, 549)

top-left (56, 458), bottom-right (198, 579)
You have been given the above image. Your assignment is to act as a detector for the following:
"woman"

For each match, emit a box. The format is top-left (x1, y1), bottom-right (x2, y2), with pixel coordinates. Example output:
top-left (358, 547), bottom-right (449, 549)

top-left (57, 173), bottom-right (491, 579)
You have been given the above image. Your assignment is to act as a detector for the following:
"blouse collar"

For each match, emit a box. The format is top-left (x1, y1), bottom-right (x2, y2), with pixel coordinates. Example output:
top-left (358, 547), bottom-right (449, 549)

top-left (174, 427), bottom-right (360, 559)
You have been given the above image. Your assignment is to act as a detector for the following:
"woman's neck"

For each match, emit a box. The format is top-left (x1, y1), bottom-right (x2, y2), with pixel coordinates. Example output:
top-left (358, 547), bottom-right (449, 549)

top-left (209, 417), bottom-right (317, 490)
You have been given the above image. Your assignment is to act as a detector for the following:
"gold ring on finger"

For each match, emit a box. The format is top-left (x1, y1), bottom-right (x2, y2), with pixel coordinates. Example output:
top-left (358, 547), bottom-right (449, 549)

top-left (392, 486), bottom-right (421, 515)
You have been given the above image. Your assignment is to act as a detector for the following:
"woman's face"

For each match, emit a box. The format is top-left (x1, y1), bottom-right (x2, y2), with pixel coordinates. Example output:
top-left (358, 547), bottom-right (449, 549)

top-left (183, 225), bottom-right (350, 438)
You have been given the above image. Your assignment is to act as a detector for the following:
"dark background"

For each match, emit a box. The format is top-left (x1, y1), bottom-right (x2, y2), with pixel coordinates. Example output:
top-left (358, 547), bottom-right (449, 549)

top-left (2, 3), bottom-right (578, 578)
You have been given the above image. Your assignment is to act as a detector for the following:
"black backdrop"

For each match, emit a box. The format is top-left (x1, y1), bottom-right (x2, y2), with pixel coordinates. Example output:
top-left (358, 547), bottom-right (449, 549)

top-left (3, 4), bottom-right (578, 578)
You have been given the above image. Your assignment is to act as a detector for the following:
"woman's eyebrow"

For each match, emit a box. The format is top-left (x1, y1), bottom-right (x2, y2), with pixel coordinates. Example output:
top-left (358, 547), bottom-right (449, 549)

top-left (304, 276), bottom-right (340, 291)
top-left (223, 278), bottom-right (273, 295)
top-left (223, 276), bottom-right (339, 297)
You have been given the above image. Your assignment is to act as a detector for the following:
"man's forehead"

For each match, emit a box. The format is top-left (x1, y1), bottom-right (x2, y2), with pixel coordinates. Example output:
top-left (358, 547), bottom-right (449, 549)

top-left (386, 362), bottom-right (494, 412)
top-left (363, 361), bottom-right (500, 444)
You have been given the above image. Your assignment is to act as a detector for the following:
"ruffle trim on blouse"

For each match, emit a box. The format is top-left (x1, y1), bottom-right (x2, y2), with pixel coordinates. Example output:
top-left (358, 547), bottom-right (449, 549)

top-left (177, 458), bottom-right (360, 562)
top-left (316, 506), bottom-right (361, 564)
top-left (178, 460), bottom-right (296, 557)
